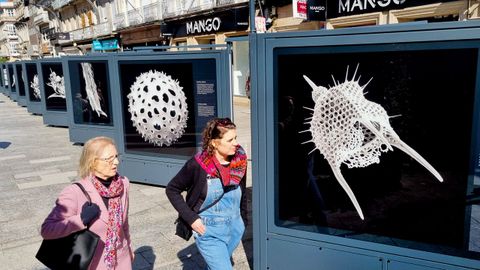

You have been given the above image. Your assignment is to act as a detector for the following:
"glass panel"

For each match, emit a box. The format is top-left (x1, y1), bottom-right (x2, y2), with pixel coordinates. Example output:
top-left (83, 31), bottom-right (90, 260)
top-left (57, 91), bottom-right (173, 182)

top-left (69, 61), bottom-right (113, 126)
top-left (26, 63), bottom-right (40, 102)
top-left (232, 40), bottom-right (249, 97)
top-left (42, 63), bottom-right (66, 111)
top-left (8, 65), bottom-right (15, 92)
top-left (119, 58), bottom-right (218, 158)
top-left (274, 44), bottom-right (480, 260)
top-left (15, 64), bottom-right (25, 96)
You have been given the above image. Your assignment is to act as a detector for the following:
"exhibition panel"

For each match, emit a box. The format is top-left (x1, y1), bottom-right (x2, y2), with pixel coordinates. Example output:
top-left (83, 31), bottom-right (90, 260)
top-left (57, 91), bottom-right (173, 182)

top-left (38, 58), bottom-right (70, 127)
top-left (252, 21), bottom-right (480, 270)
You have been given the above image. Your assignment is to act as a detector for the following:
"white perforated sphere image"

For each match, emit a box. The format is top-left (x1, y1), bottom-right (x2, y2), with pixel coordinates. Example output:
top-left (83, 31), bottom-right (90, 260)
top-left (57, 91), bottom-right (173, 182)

top-left (127, 70), bottom-right (188, 147)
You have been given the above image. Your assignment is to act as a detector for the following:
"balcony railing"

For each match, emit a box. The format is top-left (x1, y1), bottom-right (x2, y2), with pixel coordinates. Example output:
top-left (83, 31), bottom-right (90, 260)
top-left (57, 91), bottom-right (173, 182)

top-left (51, 0), bottom-right (75, 10)
top-left (0, 15), bottom-right (16, 22)
top-left (143, 2), bottom-right (161, 23)
top-left (114, 3), bottom-right (161, 31)
top-left (163, 0), bottom-right (247, 19)
top-left (15, 7), bottom-right (24, 20)
top-left (114, 12), bottom-right (127, 30)
top-left (58, 21), bottom-right (111, 44)
top-left (33, 13), bottom-right (49, 24)
top-left (127, 9), bottom-right (143, 26)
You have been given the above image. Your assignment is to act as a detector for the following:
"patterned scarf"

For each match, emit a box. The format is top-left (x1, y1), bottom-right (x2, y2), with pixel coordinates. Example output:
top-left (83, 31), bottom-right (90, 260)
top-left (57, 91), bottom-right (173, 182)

top-left (195, 145), bottom-right (247, 186)
top-left (90, 174), bottom-right (124, 270)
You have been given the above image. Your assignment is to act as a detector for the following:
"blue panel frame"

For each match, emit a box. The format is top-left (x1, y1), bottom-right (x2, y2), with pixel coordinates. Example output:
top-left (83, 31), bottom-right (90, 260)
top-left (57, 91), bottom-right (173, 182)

top-left (22, 60), bottom-right (43, 115)
top-left (252, 21), bottom-right (480, 270)
top-left (64, 54), bottom-right (117, 143)
top-left (38, 58), bottom-right (70, 127)
top-left (14, 62), bottom-right (27, 107)
top-left (111, 48), bottom-right (232, 186)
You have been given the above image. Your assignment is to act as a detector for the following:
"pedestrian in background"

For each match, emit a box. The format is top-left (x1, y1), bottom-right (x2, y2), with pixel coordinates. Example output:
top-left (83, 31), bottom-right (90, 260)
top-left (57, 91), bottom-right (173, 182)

top-left (41, 136), bottom-right (134, 270)
top-left (166, 117), bottom-right (248, 270)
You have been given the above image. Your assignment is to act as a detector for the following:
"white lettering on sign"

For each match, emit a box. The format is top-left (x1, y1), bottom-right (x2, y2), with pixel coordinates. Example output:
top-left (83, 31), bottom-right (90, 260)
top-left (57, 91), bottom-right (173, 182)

top-left (186, 17), bottom-right (221, 34)
top-left (339, 0), bottom-right (406, 13)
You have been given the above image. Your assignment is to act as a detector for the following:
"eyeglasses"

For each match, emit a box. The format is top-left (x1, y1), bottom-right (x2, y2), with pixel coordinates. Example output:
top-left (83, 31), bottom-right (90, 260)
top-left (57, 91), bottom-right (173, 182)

top-left (97, 154), bottom-right (120, 164)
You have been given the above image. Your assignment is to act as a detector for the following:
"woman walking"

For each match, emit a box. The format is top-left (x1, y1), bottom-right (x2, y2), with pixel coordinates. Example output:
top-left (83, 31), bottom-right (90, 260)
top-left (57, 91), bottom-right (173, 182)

top-left (41, 136), bottom-right (134, 270)
top-left (166, 117), bottom-right (248, 270)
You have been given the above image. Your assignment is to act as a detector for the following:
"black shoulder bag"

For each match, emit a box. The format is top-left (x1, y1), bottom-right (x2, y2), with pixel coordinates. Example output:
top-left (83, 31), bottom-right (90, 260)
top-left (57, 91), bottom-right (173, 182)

top-left (175, 189), bottom-right (228, 241)
top-left (36, 183), bottom-right (100, 270)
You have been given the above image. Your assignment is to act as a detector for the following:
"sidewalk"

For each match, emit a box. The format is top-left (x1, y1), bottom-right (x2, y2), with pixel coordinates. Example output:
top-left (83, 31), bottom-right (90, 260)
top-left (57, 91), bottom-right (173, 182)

top-left (0, 93), bottom-right (253, 270)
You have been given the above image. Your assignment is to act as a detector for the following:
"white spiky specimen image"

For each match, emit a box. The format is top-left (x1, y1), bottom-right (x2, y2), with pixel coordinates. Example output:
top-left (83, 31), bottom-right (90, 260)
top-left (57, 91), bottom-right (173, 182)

top-left (81, 63), bottom-right (107, 117)
top-left (128, 70), bottom-right (188, 147)
top-left (46, 69), bottom-right (65, 99)
top-left (12, 75), bottom-right (15, 88)
top-left (302, 65), bottom-right (443, 220)
top-left (30, 74), bottom-right (41, 99)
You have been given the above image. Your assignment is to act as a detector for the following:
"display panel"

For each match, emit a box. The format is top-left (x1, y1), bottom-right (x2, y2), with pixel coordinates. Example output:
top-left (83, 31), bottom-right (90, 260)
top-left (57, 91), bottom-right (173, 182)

top-left (3, 65), bottom-right (8, 89)
top-left (41, 63), bottom-right (66, 111)
top-left (274, 43), bottom-right (480, 260)
top-left (119, 59), bottom-right (218, 157)
top-left (26, 63), bottom-right (40, 102)
top-left (69, 61), bottom-right (112, 125)
top-left (8, 65), bottom-right (15, 92)
top-left (15, 64), bottom-right (25, 97)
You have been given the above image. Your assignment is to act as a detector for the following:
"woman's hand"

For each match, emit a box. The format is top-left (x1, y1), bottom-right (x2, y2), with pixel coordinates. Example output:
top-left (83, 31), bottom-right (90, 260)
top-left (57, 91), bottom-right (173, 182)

top-left (191, 218), bottom-right (206, 235)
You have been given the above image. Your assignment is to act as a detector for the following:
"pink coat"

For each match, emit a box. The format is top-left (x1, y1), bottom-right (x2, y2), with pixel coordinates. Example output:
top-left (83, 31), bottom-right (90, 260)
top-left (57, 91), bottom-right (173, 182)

top-left (41, 176), bottom-right (133, 270)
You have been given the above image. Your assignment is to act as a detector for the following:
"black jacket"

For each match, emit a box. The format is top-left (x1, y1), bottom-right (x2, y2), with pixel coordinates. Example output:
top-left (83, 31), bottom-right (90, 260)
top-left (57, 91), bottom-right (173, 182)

top-left (166, 157), bottom-right (248, 226)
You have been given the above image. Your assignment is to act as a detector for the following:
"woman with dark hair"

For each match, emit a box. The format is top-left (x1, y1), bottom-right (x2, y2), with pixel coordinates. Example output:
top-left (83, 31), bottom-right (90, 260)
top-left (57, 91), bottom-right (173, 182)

top-left (166, 117), bottom-right (248, 270)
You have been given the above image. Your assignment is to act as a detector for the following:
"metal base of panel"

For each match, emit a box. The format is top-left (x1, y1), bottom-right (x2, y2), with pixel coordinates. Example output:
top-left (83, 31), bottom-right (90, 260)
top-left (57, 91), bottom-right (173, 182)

top-left (42, 110), bottom-right (69, 127)
top-left (17, 97), bottom-right (27, 107)
top-left (10, 93), bottom-right (17, 101)
top-left (69, 126), bottom-right (117, 144)
top-left (266, 236), bottom-right (471, 270)
top-left (119, 156), bottom-right (186, 186)
top-left (27, 102), bottom-right (43, 115)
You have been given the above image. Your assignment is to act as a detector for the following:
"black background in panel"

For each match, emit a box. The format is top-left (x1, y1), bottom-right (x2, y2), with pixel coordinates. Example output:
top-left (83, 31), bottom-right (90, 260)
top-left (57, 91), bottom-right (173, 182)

top-left (15, 65), bottom-right (25, 96)
top-left (26, 64), bottom-right (40, 102)
top-left (119, 59), bottom-right (217, 158)
top-left (274, 44), bottom-right (479, 259)
top-left (8, 65), bottom-right (15, 91)
top-left (69, 61), bottom-right (112, 125)
top-left (42, 63), bottom-right (66, 111)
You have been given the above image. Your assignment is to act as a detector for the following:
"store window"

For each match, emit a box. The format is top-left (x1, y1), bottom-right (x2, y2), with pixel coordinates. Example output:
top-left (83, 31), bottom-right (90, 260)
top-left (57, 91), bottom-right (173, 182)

top-left (230, 38), bottom-right (249, 97)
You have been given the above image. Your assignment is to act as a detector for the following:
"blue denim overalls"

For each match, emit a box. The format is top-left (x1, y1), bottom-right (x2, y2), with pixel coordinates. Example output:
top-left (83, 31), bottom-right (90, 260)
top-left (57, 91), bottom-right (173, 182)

top-left (193, 176), bottom-right (245, 270)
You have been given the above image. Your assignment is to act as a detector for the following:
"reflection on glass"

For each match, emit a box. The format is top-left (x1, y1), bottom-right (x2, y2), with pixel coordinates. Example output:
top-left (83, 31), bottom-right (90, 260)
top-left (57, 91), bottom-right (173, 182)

top-left (26, 64), bottom-right (40, 102)
top-left (119, 59), bottom-right (217, 157)
top-left (3, 67), bottom-right (9, 89)
top-left (8, 66), bottom-right (15, 92)
top-left (70, 61), bottom-right (112, 125)
top-left (15, 64), bottom-right (25, 97)
top-left (275, 45), bottom-right (479, 260)
top-left (42, 63), bottom-right (66, 111)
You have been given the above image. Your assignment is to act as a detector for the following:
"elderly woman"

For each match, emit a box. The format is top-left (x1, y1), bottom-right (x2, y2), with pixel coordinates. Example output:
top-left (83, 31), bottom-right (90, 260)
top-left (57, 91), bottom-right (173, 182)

top-left (41, 136), bottom-right (134, 270)
top-left (166, 117), bottom-right (248, 270)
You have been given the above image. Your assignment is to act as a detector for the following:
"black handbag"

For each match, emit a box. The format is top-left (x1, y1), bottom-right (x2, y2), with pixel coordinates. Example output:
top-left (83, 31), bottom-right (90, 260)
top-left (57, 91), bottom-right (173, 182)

top-left (175, 188), bottom-right (228, 241)
top-left (36, 183), bottom-right (100, 270)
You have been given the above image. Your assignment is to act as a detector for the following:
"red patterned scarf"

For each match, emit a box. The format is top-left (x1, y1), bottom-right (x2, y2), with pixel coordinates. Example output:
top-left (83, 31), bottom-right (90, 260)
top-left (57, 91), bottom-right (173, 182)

top-left (90, 174), bottom-right (124, 270)
top-left (195, 145), bottom-right (247, 186)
